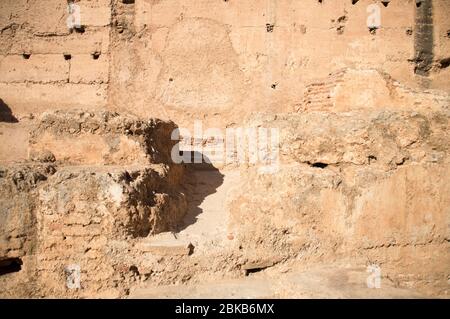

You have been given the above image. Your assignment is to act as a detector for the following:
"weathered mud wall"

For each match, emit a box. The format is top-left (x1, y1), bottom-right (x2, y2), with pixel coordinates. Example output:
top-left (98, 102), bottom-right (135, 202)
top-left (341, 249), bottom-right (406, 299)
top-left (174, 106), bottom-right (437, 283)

top-left (0, 0), bottom-right (449, 125)
top-left (0, 1), bottom-right (449, 298)
top-left (229, 108), bottom-right (450, 296)
top-left (0, 111), bottom-right (187, 298)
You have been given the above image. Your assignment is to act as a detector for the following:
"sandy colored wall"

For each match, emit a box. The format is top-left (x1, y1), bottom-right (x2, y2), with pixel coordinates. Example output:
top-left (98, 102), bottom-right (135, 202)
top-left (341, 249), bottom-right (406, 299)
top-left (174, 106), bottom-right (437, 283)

top-left (0, 0), bottom-right (448, 125)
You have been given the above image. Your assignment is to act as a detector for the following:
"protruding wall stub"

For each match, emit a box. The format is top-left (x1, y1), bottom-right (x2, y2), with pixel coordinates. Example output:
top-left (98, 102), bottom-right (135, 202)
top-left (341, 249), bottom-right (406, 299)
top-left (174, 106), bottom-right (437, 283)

top-left (29, 110), bottom-right (178, 165)
top-left (0, 162), bottom-right (56, 289)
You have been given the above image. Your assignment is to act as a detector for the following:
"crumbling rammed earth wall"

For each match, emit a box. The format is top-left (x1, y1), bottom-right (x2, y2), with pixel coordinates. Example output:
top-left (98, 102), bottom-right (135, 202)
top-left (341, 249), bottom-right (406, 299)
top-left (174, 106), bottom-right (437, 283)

top-left (0, 0), bottom-right (449, 298)
top-left (0, 111), bottom-right (187, 297)
top-left (0, 0), bottom-right (449, 125)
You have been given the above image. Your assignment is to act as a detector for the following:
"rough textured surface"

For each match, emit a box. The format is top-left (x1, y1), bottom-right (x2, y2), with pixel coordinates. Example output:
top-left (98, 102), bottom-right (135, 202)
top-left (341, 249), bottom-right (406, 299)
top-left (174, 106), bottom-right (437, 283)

top-left (0, 1), bottom-right (449, 299)
top-left (229, 109), bottom-right (450, 296)
top-left (29, 110), bottom-right (177, 165)
top-left (0, 112), bottom-right (187, 298)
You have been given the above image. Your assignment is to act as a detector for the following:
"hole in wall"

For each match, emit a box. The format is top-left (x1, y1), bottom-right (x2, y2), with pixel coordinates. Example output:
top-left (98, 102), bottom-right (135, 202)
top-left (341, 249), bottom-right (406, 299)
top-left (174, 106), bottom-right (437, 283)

top-left (266, 23), bottom-right (274, 33)
top-left (310, 162), bottom-right (329, 169)
top-left (64, 54), bottom-right (72, 60)
top-left (22, 53), bottom-right (31, 60)
top-left (381, 1), bottom-right (390, 7)
top-left (74, 26), bottom-right (85, 34)
top-left (406, 28), bottom-right (413, 36)
top-left (187, 243), bottom-right (194, 255)
top-left (352, 0), bottom-right (359, 5)
top-left (369, 26), bottom-right (378, 35)
top-left (416, 1), bottom-right (422, 8)
top-left (92, 52), bottom-right (101, 60)
top-left (0, 99), bottom-right (18, 123)
top-left (0, 258), bottom-right (22, 276)
top-left (447, 30), bottom-right (450, 38)
top-left (337, 15), bottom-right (347, 23)
top-left (271, 83), bottom-right (277, 89)
top-left (122, 0), bottom-right (135, 4)
top-left (438, 58), bottom-right (450, 69)
top-left (318, 0), bottom-right (323, 4)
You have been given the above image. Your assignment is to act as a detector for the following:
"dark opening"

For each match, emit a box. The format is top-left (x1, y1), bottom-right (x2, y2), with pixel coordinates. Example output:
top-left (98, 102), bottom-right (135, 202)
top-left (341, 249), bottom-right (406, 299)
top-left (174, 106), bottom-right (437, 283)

top-left (266, 23), bottom-right (274, 33)
top-left (245, 267), bottom-right (266, 276)
top-left (188, 243), bottom-right (194, 255)
top-left (337, 16), bottom-right (347, 23)
top-left (438, 58), bottom-right (450, 69)
top-left (413, 0), bottom-right (433, 76)
top-left (0, 99), bottom-right (18, 123)
top-left (122, 0), bottom-right (135, 4)
top-left (381, 1), bottom-right (389, 7)
top-left (271, 83), bottom-right (277, 89)
top-left (119, 171), bottom-right (132, 183)
top-left (369, 26), bottom-right (378, 35)
top-left (416, 1), bottom-right (422, 8)
top-left (64, 54), bottom-right (72, 60)
top-left (368, 155), bottom-right (377, 164)
top-left (92, 52), bottom-right (101, 60)
top-left (0, 258), bottom-right (22, 276)
top-left (352, 0), bottom-right (359, 4)
top-left (310, 162), bottom-right (328, 169)
top-left (22, 53), bottom-right (31, 60)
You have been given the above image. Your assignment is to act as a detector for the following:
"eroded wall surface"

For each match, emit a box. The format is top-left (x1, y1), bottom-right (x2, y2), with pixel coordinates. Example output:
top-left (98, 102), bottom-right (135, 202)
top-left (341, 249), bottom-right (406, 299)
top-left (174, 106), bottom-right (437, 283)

top-left (0, 0), bottom-right (449, 125)
top-left (0, 0), bottom-right (449, 298)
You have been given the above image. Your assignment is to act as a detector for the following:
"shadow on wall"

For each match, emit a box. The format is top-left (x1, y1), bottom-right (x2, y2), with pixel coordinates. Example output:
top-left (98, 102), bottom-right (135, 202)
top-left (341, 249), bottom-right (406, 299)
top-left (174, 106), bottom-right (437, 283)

top-left (0, 99), bottom-right (18, 123)
top-left (177, 151), bottom-right (224, 232)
